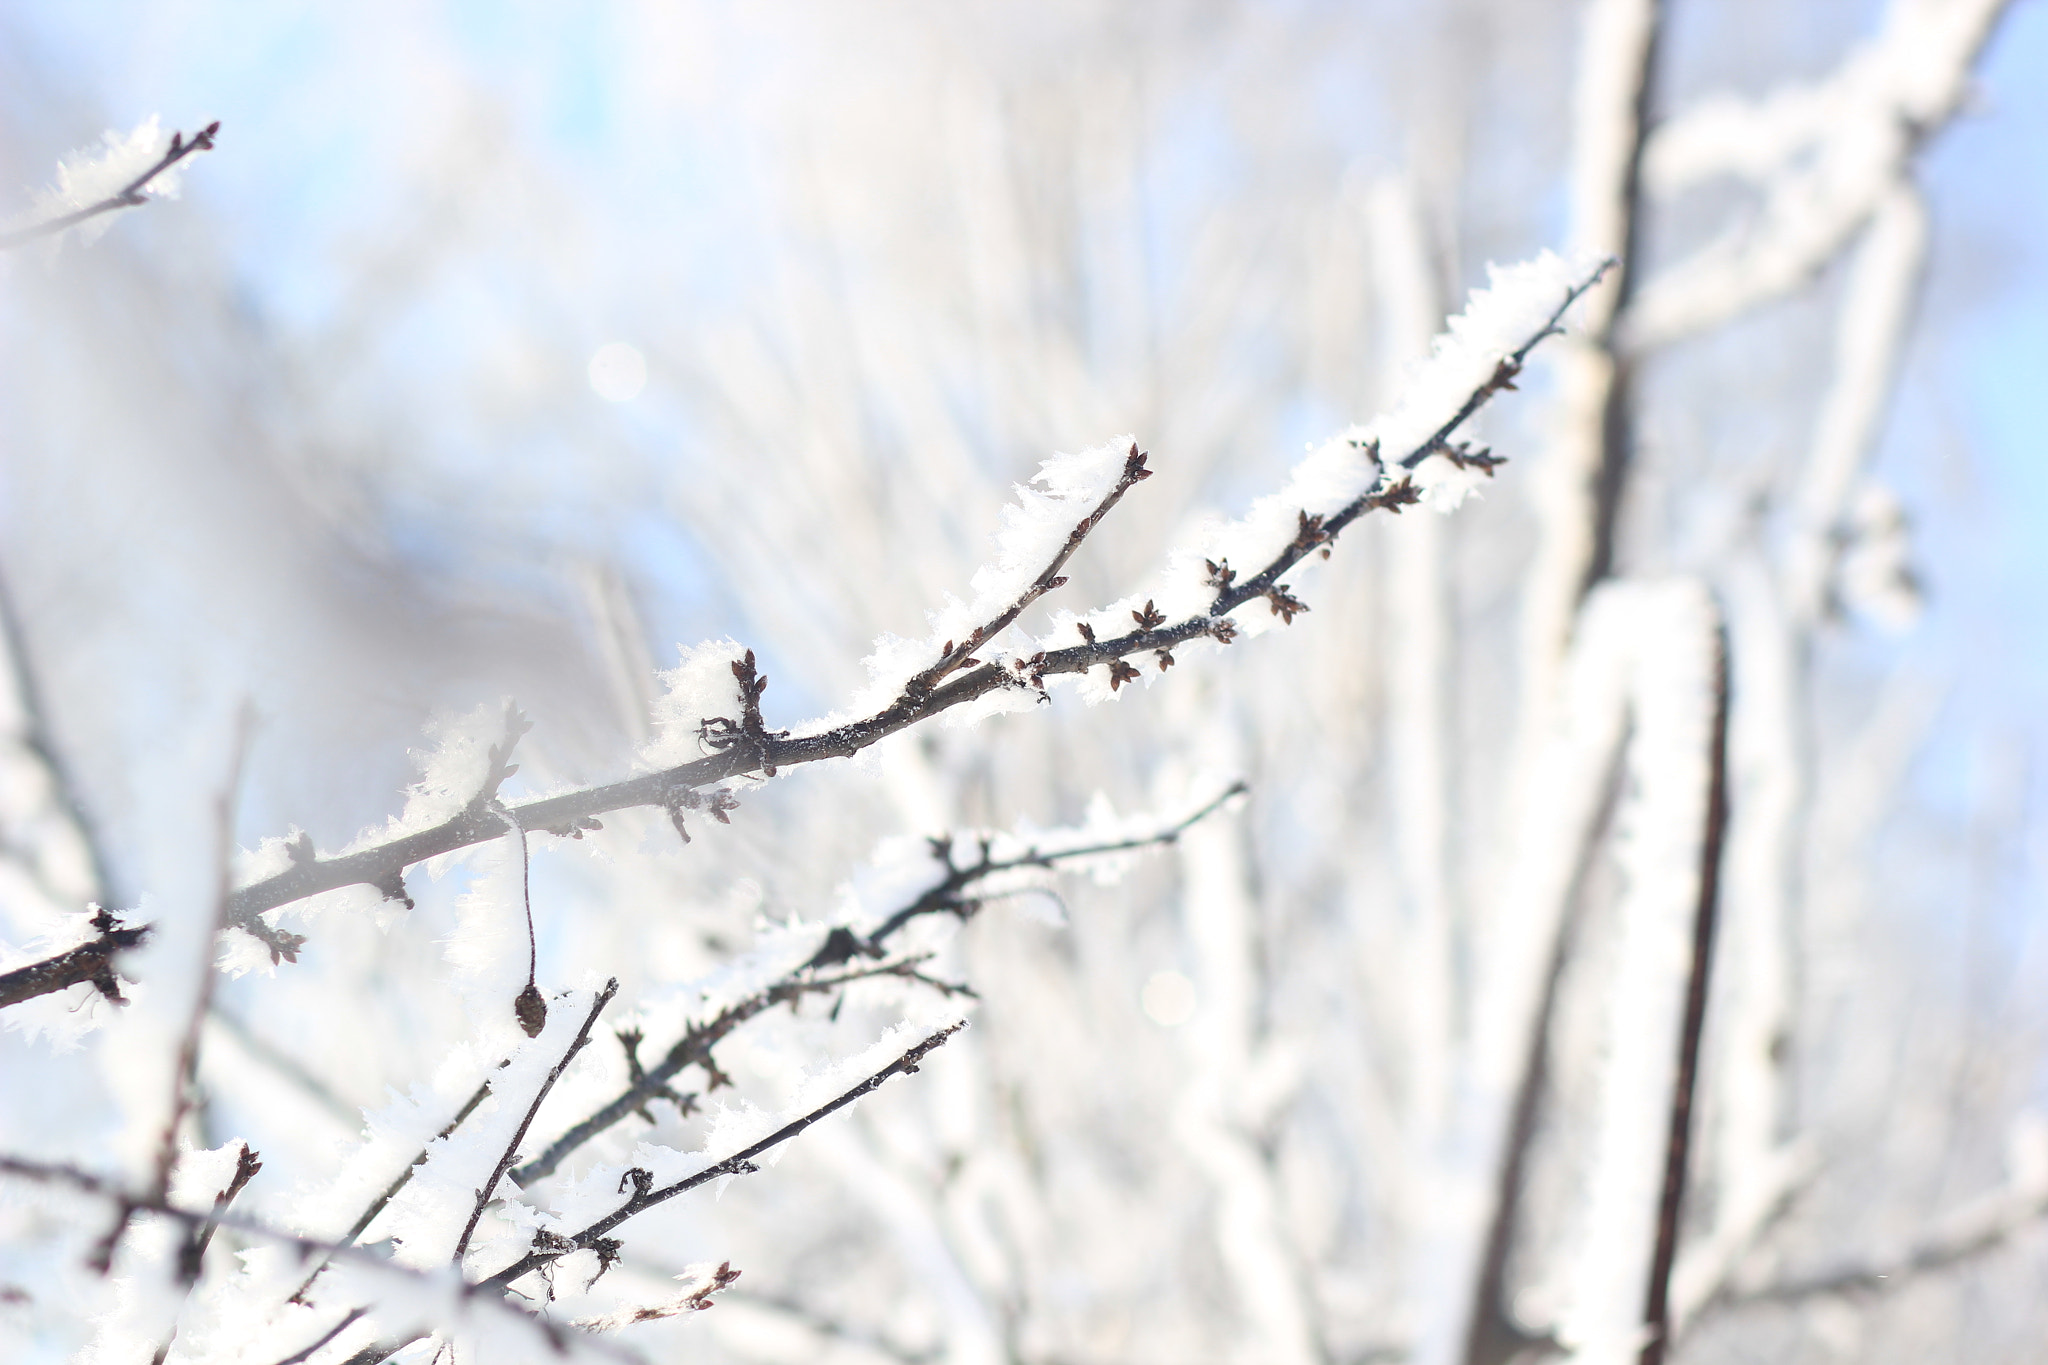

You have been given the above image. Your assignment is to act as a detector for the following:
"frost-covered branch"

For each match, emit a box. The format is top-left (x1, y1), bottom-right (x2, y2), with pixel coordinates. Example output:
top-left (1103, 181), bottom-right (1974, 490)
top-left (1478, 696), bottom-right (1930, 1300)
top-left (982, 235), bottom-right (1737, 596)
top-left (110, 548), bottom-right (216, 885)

top-left (485, 1023), bottom-right (965, 1291)
top-left (1640, 623), bottom-right (1731, 1365)
top-left (1514, 0), bottom-right (1660, 750)
top-left (0, 907), bottom-right (149, 1008)
top-left (288, 1069), bottom-right (501, 1306)
top-left (0, 1154), bottom-right (644, 1365)
top-left (513, 785), bottom-right (1237, 1185)
top-left (0, 119), bottom-right (220, 251)
top-left (226, 260), bottom-right (1609, 941)
top-left (451, 982), bottom-right (620, 1262)
top-left (1622, 0), bottom-right (2007, 351)
top-left (513, 957), bottom-right (964, 1187)
top-left (898, 442), bottom-right (1155, 701)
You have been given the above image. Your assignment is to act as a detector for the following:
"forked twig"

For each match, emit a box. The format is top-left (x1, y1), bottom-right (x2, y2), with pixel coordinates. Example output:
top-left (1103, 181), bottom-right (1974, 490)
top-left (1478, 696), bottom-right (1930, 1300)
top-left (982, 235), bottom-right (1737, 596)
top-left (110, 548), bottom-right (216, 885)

top-left (901, 442), bottom-right (1153, 701)
top-left (512, 785), bottom-right (1239, 1186)
top-left (488, 1023), bottom-right (964, 1290)
top-left (221, 268), bottom-right (1603, 939)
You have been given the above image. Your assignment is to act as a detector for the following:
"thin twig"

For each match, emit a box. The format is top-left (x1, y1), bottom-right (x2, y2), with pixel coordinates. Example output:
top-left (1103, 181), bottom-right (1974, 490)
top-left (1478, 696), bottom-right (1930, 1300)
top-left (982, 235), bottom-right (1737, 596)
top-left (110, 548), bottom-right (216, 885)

top-left (288, 1066), bottom-right (504, 1304)
top-left (0, 569), bottom-right (121, 905)
top-left (181, 1142), bottom-right (262, 1283)
top-left (513, 957), bottom-right (967, 1186)
top-left (226, 269), bottom-right (1604, 931)
top-left (0, 121), bottom-right (220, 251)
top-left (151, 1142), bottom-right (264, 1365)
top-left (900, 443), bottom-right (1152, 701)
top-left (452, 981), bottom-right (620, 1263)
top-left (495, 801), bottom-right (547, 1038)
top-left (1721, 1187), bottom-right (2048, 1309)
top-left (0, 1155), bottom-right (642, 1365)
top-left (513, 787), bottom-right (1236, 1186)
top-left (487, 1023), bottom-right (965, 1290)
top-left (861, 780), bottom-right (1247, 947)
top-left (268, 1306), bottom-right (367, 1365)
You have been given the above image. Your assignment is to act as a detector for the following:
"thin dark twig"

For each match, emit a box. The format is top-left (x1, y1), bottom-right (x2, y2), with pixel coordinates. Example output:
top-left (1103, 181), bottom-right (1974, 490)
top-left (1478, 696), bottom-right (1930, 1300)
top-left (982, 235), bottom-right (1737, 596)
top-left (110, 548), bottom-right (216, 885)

top-left (0, 121), bottom-right (220, 251)
top-left (0, 1155), bottom-right (641, 1365)
top-left (513, 786), bottom-right (1235, 1186)
top-left (181, 1142), bottom-right (262, 1282)
top-left (863, 780), bottom-right (1247, 947)
top-left (495, 802), bottom-right (547, 1038)
top-left (486, 1022), bottom-right (965, 1290)
top-left (1724, 1187), bottom-right (2048, 1308)
top-left (452, 981), bottom-right (620, 1264)
top-left (513, 956), bottom-right (966, 1186)
top-left (902, 443), bottom-right (1152, 701)
top-left (268, 1306), bottom-right (367, 1365)
top-left (288, 1066), bottom-right (504, 1304)
top-left (152, 1143), bottom-right (265, 1365)
top-left (227, 269), bottom-right (1604, 931)
top-left (0, 570), bottom-right (121, 906)
top-left (1640, 625), bottom-right (1732, 1365)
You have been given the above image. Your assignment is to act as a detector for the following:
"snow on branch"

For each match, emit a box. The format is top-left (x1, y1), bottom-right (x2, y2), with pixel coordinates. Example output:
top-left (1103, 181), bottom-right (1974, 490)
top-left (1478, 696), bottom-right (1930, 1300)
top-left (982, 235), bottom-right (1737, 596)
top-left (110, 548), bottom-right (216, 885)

top-left (0, 117), bottom-right (220, 251)
top-left (1707, 1123), bottom-right (2048, 1320)
top-left (0, 1155), bottom-right (644, 1365)
top-left (0, 907), bottom-right (149, 1008)
top-left (480, 1023), bottom-right (965, 1294)
top-left (511, 781), bottom-right (1244, 1186)
top-left (1623, 0), bottom-right (2006, 351)
top-left (211, 257), bottom-right (1609, 950)
top-left (1539, 582), bottom-right (1727, 1365)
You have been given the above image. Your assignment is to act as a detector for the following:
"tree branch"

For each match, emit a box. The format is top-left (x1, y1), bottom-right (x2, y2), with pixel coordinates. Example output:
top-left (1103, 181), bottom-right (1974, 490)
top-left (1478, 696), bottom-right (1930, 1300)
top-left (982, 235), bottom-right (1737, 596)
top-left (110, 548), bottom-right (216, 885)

top-left (486, 1023), bottom-right (965, 1291)
top-left (0, 909), bottom-right (149, 1009)
top-left (226, 267), bottom-right (1603, 936)
top-left (512, 785), bottom-right (1238, 1186)
top-left (0, 121), bottom-right (220, 251)
top-left (900, 442), bottom-right (1152, 701)
top-left (513, 958), bottom-right (966, 1187)
top-left (0, 1154), bottom-right (642, 1365)
top-left (1640, 624), bottom-right (1732, 1365)
top-left (288, 1065), bottom-right (506, 1304)
top-left (1723, 1185), bottom-right (2048, 1310)
top-left (452, 981), bottom-right (620, 1263)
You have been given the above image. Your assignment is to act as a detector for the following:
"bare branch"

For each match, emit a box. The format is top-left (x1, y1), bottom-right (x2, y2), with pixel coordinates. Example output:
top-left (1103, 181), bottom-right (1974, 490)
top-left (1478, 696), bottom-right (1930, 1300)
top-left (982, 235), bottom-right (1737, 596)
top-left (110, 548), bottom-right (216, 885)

top-left (900, 443), bottom-right (1152, 701)
top-left (93, 713), bottom-right (251, 1275)
top-left (229, 269), bottom-right (1599, 935)
top-left (487, 1023), bottom-right (965, 1290)
top-left (288, 1065), bottom-right (506, 1305)
top-left (179, 1142), bottom-right (262, 1284)
top-left (513, 957), bottom-right (966, 1186)
top-left (0, 1154), bottom-right (643, 1365)
top-left (452, 981), bottom-right (620, 1263)
top-left (0, 121), bottom-right (221, 251)
top-left (858, 779), bottom-right (1247, 949)
top-left (1722, 1186), bottom-right (2048, 1310)
top-left (0, 908), bottom-right (149, 1009)
top-left (573, 1260), bottom-right (743, 1331)
top-left (513, 785), bottom-right (1237, 1186)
